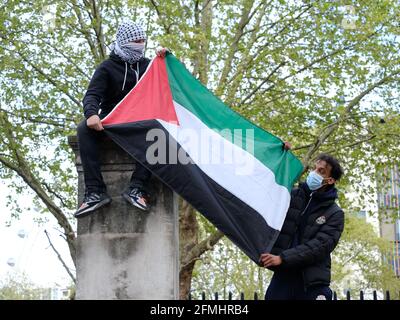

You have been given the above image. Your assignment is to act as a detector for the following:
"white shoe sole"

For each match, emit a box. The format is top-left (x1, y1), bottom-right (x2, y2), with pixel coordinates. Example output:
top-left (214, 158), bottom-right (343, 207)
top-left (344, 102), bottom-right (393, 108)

top-left (122, 193), bottom-right (149, 211)
top-left (74, 198), bottom-right (112, 218)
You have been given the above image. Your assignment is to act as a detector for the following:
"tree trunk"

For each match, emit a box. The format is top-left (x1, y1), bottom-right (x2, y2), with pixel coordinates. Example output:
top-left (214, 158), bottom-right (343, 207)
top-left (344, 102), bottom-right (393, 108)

top-left (179, 200), bottom-right (199, 299)
top-left (179, 261), bottom-right (197, 300)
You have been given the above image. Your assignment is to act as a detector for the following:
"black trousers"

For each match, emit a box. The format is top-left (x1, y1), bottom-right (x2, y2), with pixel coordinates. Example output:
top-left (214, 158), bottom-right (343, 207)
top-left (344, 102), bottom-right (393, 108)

top-left (77, 120), bottom-right (152, 193)
top-left (265, 270), bottom-right (332, 300)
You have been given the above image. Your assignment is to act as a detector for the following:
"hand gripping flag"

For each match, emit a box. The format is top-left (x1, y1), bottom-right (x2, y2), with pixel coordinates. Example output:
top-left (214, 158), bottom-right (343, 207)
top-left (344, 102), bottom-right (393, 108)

top-left (102, 53), bottom-right (303, 264)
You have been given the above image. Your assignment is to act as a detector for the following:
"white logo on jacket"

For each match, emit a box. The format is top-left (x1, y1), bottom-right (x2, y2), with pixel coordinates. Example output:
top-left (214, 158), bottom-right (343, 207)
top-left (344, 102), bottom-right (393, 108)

top-left (316, 216), bottom-right (326, 225)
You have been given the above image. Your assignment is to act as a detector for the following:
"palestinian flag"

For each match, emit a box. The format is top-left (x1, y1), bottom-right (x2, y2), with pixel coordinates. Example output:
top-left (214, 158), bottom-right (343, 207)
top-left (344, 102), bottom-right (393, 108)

top-left (102, 53), bottom-right (303, 264)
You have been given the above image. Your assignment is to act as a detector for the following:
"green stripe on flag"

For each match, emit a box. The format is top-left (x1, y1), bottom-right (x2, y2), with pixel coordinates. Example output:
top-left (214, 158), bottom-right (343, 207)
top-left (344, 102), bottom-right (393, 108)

top-left (165, 54), bottom-right (303, 190)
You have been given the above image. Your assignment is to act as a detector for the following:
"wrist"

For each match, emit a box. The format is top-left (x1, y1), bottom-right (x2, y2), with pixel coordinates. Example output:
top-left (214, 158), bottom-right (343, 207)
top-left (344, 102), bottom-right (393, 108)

top-left (84, 108), bottom-right (99, 119)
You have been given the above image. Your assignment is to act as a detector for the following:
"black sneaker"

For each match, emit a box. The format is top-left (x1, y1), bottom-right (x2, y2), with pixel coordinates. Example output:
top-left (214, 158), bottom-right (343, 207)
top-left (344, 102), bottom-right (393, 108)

top-left (122, 187), bottom-right (150, 211)
top-left (74, 191), bottom-right (112, 218)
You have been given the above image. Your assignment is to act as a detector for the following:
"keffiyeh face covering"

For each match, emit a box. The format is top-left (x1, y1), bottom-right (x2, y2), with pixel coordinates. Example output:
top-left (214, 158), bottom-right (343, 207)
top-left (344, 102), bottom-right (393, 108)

top-left (112, 21), bottom-right (147, 64)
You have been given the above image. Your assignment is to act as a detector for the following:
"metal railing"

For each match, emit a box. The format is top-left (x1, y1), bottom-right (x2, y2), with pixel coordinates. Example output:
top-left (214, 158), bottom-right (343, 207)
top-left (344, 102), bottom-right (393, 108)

top-left (188, 290), bottom-right (398, 300)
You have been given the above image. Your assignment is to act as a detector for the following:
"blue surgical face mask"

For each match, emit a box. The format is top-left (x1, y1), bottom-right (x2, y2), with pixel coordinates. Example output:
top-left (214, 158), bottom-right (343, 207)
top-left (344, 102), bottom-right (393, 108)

top-left (306, 171), bottom-right (324, 191)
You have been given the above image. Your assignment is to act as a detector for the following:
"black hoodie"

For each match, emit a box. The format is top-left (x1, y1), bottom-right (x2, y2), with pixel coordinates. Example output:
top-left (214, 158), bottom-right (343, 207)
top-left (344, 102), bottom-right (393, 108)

top-left (82, 51), bottom-right (151, 119)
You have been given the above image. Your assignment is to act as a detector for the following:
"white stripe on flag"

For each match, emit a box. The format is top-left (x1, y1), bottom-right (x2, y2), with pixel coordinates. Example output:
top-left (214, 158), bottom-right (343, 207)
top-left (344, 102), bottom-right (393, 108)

top-left (157, 101), bottom-right (290, 231)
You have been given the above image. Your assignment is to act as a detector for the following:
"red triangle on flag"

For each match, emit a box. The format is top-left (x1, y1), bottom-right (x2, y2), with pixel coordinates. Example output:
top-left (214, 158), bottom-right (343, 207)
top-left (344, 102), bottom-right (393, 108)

top-left (102, 56), bottom-right (179, 126)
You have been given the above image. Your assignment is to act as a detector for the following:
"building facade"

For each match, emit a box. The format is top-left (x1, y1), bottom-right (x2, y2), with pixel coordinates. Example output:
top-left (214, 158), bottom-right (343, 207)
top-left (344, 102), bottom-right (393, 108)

top-left (378, 164), bottom-right (400, 277)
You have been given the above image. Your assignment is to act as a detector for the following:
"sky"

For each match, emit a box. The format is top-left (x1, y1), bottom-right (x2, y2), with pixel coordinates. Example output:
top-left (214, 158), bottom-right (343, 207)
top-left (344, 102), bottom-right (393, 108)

top-left (0, 181), bottom-right (74, 290)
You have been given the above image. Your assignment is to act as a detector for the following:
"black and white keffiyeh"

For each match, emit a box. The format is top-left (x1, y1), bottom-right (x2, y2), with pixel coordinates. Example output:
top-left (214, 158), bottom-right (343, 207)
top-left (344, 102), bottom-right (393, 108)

top-left (111, 21), bottom-right (147, 64)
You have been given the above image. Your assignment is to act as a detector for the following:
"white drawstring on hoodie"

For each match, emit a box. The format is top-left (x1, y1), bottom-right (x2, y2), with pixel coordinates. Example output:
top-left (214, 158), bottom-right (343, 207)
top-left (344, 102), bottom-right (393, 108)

top-left (122, 61), bottom-right (139, 91)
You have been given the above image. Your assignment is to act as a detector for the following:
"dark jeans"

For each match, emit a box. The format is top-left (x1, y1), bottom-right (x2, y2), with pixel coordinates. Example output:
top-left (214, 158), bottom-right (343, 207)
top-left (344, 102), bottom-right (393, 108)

top-left (265, 270), bottom-right (332, 300)
top-left (77, 120), bottom-right (152, 194)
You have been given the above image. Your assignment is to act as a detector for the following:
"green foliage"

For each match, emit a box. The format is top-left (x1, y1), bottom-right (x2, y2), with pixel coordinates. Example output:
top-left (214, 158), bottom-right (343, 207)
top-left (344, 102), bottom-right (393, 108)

top-left (191, 237), bottom-right (272, 299)
top-left (331, 213), bottom-right (400, 299)
top-left (0, 272), bottom-right (50, 300)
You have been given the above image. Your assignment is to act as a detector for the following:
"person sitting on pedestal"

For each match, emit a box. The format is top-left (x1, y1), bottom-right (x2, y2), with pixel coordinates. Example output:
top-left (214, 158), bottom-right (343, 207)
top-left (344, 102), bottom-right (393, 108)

top-left (74, 21), bottom-right (168, 218)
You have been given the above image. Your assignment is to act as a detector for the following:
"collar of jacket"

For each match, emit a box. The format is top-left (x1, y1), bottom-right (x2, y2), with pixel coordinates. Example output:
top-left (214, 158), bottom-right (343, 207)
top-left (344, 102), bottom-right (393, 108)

top-left (299, 182), bottom-right (338, 201)
top-left (298, 182), bottom-right (338, 216)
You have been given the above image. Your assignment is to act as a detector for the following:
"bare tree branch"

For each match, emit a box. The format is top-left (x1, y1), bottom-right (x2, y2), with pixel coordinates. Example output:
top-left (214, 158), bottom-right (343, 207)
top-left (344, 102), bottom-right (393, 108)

top-left (0, 38), bottom-right (81, 108)
top-left (0, 108), bottom-right (74, 128)
top-left (90, 0), bottom-right (106, 59)
top-left (325, 135), bottom-right (377, 155)
top-left (42, 182), bottom-right (70, 209)
top-left (2, 26), bottom-right (91, 81)
top-left (69, 0), bottom-right (100, 61)
top-left (195, 0), bottom-right (213, 84)
top-left (224, 0), bottom-right (271, 104)
top-left (215, 1), bottom-right (257, 95)
top-left (239, 26), bottom-right (386, 107)
top-left (225, 27), bottom-right (315, 101)
top-left (240, 61), bottom-right (286, 105)
top-left (44, 230), bottom-right (76, 283)
top-left (181, 230), bottom-right (224, 269)
top-left (13, 51), bottom-right (81, 107)
top-left (292, 143), bottom-right (314, 151)
top-left (242, 44), bottom-right (354, 106)
top-left (302, 69), bottom-right (400, 167)
top-left (267, 4), bottom-right (313, 41)
top-left (149, 0), bottom-right (173, 33)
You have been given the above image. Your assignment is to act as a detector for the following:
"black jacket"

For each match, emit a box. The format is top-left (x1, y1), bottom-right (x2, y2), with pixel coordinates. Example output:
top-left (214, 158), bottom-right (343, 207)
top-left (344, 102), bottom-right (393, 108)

top-left (270, 183), bottom-right (344, 289)
top-left (82, 51), bottom-right (151, 119)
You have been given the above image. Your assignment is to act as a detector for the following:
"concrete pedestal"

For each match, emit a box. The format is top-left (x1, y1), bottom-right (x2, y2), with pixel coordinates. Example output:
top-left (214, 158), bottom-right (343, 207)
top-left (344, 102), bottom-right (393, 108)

top-left (68, 135), bottom-right (179, 300)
